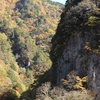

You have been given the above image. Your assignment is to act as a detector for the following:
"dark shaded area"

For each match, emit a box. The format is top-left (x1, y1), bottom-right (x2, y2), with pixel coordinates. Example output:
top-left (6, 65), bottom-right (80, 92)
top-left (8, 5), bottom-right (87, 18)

top-left (0, 91), bottom-right (18, 100)
top-left (19, 68), bottom-right (53, 100)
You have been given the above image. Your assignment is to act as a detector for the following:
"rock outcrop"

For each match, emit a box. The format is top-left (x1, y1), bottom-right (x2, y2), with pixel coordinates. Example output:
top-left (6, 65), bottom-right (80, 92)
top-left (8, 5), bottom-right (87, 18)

top-left (50, 0), bottom-right (100, 98)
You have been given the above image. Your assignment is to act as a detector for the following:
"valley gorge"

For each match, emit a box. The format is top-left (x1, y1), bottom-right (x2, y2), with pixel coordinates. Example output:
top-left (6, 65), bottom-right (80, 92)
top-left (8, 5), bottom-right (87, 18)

top-left (0, 0), bottom-right (100, 100)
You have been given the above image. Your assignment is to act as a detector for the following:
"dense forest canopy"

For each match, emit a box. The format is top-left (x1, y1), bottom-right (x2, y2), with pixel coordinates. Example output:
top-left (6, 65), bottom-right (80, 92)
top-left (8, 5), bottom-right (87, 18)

top-left (0, 0), bottom-right (63, 99)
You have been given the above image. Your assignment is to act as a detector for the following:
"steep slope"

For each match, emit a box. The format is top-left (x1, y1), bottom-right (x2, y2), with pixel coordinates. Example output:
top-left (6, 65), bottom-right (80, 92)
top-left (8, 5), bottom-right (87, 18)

top-left (0, 0), bottom-right (63, 99)
top-left (0, 0), bottom-right (63, 70)
top-left (50, 0), bottom-right (100, 98)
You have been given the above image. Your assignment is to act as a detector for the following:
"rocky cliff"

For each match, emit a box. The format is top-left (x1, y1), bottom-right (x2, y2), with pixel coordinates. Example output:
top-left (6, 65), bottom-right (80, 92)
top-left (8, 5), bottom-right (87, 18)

top-left (50, 0), bottom-right (100, 98)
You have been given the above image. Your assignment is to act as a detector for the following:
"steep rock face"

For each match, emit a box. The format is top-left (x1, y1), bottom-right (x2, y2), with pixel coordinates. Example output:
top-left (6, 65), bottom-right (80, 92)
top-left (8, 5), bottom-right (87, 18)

top-left (88, 55), bottom-right (100, 91)
top-left (56, 33), bottom-right (90, 85)
top-left (50, 0), bottom-right (100, 95)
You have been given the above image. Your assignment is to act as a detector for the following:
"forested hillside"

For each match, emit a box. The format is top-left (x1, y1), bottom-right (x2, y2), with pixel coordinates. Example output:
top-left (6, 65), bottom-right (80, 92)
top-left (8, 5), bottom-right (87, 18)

top-left (0, 0), bottom-right (63, 99)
